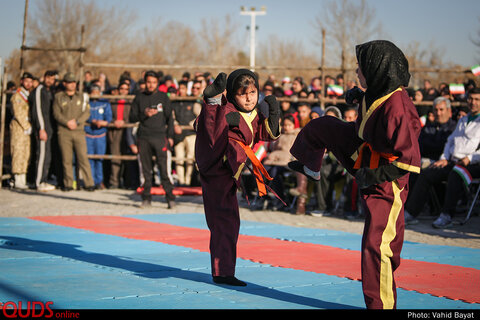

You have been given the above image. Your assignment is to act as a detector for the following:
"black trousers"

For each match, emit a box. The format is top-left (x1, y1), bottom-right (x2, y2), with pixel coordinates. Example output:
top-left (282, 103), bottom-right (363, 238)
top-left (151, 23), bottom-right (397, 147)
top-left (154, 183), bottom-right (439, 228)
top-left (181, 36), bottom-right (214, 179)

top-left (405, 162), bottom-right (480, 217)
top-left (137, 136), bottom-right (175, 201)
top-left (35, 135), bottom-right (52, 187)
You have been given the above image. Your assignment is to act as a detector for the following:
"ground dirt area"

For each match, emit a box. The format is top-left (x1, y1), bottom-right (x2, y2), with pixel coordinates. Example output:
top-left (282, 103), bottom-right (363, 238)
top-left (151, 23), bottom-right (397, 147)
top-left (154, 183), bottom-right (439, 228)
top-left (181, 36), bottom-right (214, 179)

top-left (0, 187), bottom-right (479, 249)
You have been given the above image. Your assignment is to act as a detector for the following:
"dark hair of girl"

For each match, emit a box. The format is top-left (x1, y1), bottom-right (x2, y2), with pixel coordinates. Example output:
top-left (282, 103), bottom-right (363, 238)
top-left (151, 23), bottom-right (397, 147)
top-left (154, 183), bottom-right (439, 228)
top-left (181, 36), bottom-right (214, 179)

top-left (232, 73), bottom-right (256, 95)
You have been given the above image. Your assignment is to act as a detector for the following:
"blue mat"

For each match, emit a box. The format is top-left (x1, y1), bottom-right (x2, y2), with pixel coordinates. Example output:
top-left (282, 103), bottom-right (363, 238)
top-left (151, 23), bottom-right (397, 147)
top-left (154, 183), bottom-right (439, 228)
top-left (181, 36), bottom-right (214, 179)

top-left (0, 214), bottom-right (478, 309)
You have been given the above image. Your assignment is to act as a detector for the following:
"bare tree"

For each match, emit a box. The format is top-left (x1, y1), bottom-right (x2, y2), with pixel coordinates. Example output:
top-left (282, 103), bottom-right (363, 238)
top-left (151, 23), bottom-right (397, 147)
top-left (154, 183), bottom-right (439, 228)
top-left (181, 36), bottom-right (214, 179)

top-left (257, 35), bottom-right (319, 81)
top-left (471, 16), bottom-right (480, 63)
top-left (22, 0), bottom-right (137, 76)
top-left (132, 20), bottom-right (204, 66)
top-left (404, 40), bottom-right (467, 87)
top-left (198, 14), bottom-right (241, 65)
top-left (313, 0), bottom-right (384, 67)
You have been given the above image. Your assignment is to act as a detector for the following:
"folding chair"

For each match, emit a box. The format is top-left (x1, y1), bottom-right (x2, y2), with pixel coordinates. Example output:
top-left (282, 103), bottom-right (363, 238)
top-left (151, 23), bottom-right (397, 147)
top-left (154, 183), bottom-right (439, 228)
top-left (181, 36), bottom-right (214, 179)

top-left (462, 178), bottom-right (480, 225)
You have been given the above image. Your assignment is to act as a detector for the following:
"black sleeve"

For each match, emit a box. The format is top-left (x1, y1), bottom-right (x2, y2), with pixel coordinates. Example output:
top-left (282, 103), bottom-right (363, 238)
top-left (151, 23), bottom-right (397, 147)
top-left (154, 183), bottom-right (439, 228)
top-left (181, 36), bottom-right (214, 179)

top-left (159, 94), bottom-right (173, 140)
top-left (129, 95), bottom-right (140, 123)
top-left (29, 88), bottom-right (40, 130)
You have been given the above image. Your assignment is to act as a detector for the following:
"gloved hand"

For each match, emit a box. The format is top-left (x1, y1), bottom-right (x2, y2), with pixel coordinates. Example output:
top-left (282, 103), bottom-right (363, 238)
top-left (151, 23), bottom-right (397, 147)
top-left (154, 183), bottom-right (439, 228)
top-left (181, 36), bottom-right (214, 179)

top-left (225, 112), bottom-right (240, 128)
top-left (354, 167), bottom-right (378, 189)
top-left (345, 86), bottom-right (365, 105)
top-left (203, 72), bottom-right (227, 99)
top-left (355, 164), bottom-right (407, 189)
top-left (263, 95), bottom-right (280, 137)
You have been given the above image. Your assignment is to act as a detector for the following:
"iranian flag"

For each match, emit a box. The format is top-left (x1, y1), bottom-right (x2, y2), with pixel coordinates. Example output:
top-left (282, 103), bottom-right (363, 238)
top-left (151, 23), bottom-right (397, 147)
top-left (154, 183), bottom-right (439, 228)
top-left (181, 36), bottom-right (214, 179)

top-left (449, 83), bottom-right (465, 95)
top-left (327, 84), bottom-right (344, 96)
top-left (253, 142), bottom-right (268, 161)
top-left (471, 64), bottom-right (480, 76)
top-left (419, 114), bottom-right (427, 127)
top-left (452, 164), bottom-right (472, 187)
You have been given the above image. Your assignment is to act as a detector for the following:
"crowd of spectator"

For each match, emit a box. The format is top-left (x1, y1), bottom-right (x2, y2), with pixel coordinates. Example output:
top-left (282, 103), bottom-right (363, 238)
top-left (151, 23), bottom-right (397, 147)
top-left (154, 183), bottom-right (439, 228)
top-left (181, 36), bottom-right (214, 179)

top-left (2, 68), bottom-right (479, 228)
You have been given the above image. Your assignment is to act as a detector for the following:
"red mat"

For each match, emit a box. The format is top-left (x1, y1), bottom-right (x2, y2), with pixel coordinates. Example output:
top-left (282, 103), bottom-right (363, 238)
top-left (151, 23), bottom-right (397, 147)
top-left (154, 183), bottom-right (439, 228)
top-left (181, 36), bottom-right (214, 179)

top-left (31, 215), bottom-right (480, 304)
top-left (136, 186), bottom-right (202, 196)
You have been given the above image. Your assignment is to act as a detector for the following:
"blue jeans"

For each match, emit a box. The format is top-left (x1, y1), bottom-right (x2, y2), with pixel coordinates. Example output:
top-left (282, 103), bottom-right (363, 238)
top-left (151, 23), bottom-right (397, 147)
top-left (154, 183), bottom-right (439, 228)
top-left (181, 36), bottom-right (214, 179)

top-left (86, 135), bottom-right (107, 186)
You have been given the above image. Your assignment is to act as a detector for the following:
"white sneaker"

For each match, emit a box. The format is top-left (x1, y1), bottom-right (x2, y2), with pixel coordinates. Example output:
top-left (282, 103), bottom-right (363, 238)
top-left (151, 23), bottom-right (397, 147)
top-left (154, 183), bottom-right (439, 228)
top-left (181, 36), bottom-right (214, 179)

top-left (37, 182), bottom-right (56, 192)
top-left (14, 174), bottom-right (28, 189)
top-left (310, 210), bottom-right (330, 217)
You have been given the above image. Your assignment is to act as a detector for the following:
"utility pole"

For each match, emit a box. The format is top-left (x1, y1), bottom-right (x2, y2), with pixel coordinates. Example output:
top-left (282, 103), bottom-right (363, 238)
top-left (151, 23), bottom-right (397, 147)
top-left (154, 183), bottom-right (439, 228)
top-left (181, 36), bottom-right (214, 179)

top-left (240, 6), bottom-right (266, 71)
top-left (20, 0), bottom-right (29, 77)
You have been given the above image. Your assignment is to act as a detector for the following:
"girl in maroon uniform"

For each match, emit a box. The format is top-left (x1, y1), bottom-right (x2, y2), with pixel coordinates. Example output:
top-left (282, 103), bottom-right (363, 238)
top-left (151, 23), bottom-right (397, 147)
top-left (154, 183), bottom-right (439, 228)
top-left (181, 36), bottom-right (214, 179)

top-left (289, 40), bottom-right (421, 308)
top-left (194, 69), bottom-right (280, 286)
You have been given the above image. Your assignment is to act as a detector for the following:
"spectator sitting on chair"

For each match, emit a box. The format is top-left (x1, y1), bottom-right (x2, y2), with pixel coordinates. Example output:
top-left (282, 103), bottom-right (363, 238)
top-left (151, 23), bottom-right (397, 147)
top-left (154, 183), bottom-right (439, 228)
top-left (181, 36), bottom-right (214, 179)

top-left (404, 88), bottom-right (480, 228)
top-left (418, 96), bottom-right (457, 168)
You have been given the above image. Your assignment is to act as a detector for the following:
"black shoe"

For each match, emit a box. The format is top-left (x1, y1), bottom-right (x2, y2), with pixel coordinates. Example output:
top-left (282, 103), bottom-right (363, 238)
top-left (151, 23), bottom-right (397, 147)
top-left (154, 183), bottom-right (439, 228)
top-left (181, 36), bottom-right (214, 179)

top-left (287, 161), bottom-right (320, 181)
top-left (62, 186), bottom-right (73, 192)
top-left (84, 186), bottom-right (95, 192)
top-left (212, 276), bottom-right (247, 287)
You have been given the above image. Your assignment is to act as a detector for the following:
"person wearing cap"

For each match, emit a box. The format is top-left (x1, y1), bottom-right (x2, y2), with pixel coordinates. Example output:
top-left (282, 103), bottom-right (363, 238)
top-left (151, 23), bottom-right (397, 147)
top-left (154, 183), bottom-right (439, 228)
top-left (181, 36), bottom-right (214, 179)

top-left (30, 70), bottom-right (58, 192)
top-left (10, 72), bottom-right (34, 189)
top-left (53, 72), bottom-right (95, 191)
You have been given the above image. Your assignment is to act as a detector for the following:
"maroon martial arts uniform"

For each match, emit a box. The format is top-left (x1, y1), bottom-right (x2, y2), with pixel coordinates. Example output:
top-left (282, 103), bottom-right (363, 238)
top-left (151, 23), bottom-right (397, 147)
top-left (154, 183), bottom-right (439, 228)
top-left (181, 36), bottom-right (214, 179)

top-left (290, 41), bottom-right (421, 309)
top-left (195, 71), bottom-right (279, 279)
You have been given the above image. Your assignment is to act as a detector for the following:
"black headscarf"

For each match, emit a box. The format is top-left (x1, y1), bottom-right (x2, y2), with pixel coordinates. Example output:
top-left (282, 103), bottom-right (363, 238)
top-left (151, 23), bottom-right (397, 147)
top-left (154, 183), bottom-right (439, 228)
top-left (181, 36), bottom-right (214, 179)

top-left (356, 40), bottom-right (410, 108)
top-left (226, 69), bottom-right (260, 111)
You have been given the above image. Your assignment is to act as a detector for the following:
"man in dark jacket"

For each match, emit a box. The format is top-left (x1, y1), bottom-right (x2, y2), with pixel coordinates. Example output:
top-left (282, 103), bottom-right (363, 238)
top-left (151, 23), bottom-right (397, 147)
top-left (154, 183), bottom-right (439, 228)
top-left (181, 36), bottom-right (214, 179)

top-left (30, 70), bottom-right (58, 191)
top-left (418, 96), bottom-right (457, 164)
top-left (129, 70), bottom-right (175, 208)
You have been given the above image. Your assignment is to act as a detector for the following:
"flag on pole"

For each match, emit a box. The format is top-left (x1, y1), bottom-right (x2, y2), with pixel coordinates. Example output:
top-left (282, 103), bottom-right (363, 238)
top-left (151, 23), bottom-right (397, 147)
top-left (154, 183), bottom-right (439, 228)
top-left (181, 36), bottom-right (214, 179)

top-left (471, 64), bottom-right (480, 76)
top-left (327, 84), bottom-right (344, 96)
top-left (449, 83), bottom-right (465, 95)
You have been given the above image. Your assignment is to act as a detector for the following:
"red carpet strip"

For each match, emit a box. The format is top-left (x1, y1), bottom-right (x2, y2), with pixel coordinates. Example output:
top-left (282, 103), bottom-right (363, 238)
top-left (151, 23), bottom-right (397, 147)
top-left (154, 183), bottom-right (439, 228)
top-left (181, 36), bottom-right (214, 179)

top-left (136, 186), bottom-right (202, 196)
top-left (30, 215), bottom-right (480, 304)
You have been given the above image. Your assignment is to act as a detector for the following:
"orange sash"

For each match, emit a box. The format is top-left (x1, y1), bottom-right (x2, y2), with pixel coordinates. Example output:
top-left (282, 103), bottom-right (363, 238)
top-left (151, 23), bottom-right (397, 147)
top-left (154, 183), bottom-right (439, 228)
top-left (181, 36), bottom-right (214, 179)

top-left (230, 138), bottom-right (273, 197)
top-left (353, 142), bottom-right (398, 170)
